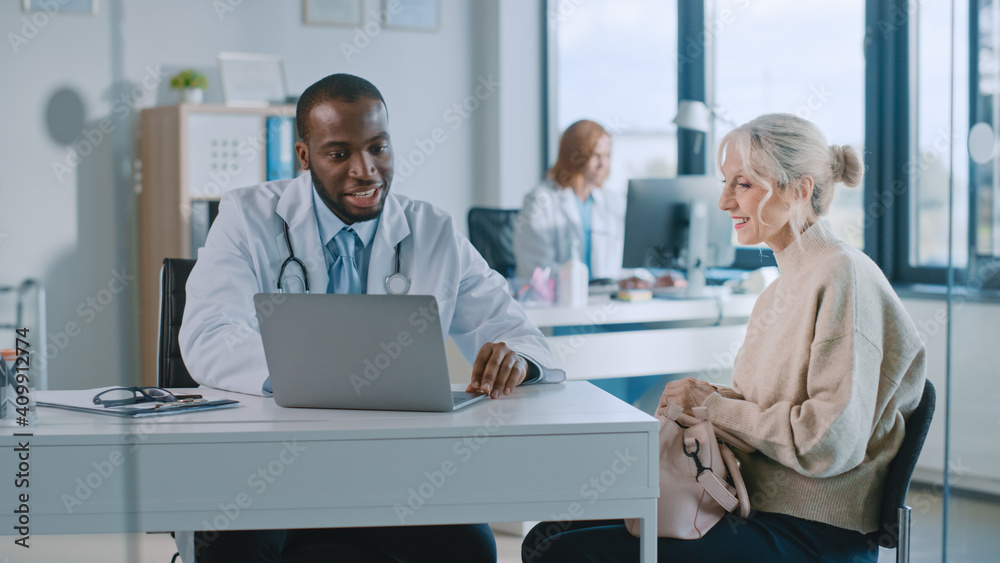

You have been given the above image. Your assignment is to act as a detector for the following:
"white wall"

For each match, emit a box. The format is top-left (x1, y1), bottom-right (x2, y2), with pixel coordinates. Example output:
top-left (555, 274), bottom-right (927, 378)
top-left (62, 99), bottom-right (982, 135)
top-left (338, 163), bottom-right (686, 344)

top-left (472, 0), bottom-right (546, 209)
top-left (1, 1), bottom-right (123, 390)
top-left (0, 0), bottom-right (546, 390)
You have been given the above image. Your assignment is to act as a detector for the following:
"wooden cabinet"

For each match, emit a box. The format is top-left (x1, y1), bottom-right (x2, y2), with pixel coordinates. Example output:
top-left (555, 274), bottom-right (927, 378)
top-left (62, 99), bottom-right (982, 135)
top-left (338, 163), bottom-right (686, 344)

top-left (138, 104), bottom-right (296, 386)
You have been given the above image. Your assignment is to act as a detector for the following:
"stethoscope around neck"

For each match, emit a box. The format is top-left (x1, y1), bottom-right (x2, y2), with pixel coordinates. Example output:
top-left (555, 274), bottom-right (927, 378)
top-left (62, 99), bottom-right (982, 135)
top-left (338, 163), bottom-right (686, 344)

top-left (277, 220), bottom-right (411, 295)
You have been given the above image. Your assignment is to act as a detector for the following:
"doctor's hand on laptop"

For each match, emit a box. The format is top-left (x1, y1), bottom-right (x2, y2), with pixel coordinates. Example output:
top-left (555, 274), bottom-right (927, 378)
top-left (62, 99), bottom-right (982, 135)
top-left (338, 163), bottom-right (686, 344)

top-left (466, 341), bottom-right (528, 399)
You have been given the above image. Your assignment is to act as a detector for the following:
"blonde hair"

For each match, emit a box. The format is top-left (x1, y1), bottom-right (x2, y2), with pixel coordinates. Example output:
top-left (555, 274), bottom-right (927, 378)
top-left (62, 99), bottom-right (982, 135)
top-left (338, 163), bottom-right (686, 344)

top-left (716, 113), bottom-right (863, 232)
top-left (549, 120), bottom-right (609, 191)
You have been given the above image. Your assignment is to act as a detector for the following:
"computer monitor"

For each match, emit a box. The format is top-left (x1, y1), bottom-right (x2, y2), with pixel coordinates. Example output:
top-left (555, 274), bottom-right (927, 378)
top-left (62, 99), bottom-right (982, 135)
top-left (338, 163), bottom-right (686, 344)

top-left (622, 176), bottom-right (736, 297)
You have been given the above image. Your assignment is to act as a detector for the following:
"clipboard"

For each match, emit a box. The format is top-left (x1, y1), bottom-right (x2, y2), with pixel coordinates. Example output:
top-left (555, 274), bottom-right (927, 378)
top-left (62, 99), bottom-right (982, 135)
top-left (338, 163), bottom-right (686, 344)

top-left (37, 387), bottom-right (240, 418)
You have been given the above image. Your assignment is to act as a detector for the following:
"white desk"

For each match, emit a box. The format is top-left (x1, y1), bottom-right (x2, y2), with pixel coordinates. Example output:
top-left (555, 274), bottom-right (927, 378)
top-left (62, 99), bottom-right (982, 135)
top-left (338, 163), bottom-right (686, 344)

top-left (1, 382), bottom-right (660, 561)
top-left (525, 292), bottom-right (757, 381)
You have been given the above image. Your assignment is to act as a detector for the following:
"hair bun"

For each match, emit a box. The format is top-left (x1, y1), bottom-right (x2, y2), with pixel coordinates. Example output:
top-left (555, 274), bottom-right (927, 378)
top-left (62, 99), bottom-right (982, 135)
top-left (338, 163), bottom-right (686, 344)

top-left (830, 144), bottom-right (863, 188)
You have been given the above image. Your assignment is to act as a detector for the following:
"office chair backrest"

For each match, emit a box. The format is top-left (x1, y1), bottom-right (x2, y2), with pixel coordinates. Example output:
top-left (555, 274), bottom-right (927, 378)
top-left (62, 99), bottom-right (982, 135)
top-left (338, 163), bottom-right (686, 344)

top-left (158, 258), bottom-right (198, 388)
top-left (467, 207), bottom-right (519, 278)
top-left (868, 379), bottom-right (936, 550)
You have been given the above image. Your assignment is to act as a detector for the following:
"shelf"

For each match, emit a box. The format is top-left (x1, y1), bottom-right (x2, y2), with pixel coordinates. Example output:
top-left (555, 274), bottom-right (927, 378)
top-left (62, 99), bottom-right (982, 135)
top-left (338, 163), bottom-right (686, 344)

top-left (137, 104), bottom-right (298, 385)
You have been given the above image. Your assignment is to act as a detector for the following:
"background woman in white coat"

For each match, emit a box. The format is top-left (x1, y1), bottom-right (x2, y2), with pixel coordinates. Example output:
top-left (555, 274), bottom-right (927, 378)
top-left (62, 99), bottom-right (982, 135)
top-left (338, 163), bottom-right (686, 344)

top-left (514, 120), bottom-right (683, 289)
top-left (513, 120), bottom-right (680, 408)
top-left (514, 119), bottom-right (619, 281)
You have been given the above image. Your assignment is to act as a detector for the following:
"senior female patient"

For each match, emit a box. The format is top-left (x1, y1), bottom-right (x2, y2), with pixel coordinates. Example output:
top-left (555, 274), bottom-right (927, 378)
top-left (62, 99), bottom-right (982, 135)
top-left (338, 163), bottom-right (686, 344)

top-left (521, 113), bottom-right (926, 562)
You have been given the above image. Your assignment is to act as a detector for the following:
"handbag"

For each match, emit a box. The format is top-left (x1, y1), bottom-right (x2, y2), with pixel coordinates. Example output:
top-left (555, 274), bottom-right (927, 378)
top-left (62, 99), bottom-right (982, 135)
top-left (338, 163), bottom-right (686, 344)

top-left (624, 401), bottom-right (754, 540)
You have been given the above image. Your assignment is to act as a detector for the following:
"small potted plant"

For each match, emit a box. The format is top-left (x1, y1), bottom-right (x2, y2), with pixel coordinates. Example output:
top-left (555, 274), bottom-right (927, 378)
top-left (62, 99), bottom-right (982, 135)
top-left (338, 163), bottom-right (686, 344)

top-left (170, 69), bottom-right (209, 104)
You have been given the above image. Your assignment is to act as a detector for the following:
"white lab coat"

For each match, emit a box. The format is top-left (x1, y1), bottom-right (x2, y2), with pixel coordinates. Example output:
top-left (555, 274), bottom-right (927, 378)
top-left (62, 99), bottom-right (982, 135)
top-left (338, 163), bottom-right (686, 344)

top-left (179, 174), bottom-right (564, 396)
top-left (514, 180), bottom-right (628, 280)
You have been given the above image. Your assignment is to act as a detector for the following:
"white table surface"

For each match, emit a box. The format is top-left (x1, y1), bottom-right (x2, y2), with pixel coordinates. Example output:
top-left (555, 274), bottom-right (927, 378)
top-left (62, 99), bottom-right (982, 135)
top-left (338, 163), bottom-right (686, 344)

top-left (1, 381), bottom-right (660, 561)
top-left (524, 292), bottom-right (757, 380)
top-left (525, 291), bottom-right (757, 327)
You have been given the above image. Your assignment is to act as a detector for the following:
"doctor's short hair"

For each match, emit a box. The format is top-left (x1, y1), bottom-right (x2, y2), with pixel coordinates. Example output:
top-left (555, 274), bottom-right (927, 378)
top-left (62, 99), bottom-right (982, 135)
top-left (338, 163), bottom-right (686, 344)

top-left (716, 113), bottom-right (864, 232)
top-left (296, 73), bottom-right (387, 142)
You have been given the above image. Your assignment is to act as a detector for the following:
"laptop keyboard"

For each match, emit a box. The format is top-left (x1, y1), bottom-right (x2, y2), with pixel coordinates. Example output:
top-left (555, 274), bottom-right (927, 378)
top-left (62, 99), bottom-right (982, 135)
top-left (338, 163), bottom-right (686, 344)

top-left (452, 391), bottom-right (481, 408)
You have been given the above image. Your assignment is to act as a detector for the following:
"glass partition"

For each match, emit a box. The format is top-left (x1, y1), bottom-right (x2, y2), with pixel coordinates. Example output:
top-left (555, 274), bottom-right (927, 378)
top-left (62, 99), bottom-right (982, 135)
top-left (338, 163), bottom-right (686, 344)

top-left (943, 1), bottom-right (1000, 562)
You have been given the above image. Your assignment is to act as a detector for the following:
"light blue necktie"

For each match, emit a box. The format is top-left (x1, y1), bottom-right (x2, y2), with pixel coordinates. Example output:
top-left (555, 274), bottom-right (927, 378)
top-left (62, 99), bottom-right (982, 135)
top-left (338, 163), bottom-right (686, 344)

top-left (264, 228), bottom-right (360, 394)
top-left (327, 227), bottom-right (362, 294)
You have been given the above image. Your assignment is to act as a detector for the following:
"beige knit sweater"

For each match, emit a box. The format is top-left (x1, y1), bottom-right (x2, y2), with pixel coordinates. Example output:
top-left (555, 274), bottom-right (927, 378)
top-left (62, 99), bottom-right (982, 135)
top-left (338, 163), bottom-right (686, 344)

top-left (703, 219), bottom-right (926, 533)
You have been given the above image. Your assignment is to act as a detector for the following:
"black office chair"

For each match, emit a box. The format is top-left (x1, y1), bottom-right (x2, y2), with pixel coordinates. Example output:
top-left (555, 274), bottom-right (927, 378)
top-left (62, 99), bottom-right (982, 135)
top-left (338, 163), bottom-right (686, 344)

top-left (157, 258), bottom-right (197, 562)
top-left (158, 258), bottom-right (198, 389)
top-left (467, 207), bottom-right (519, 278)
top-left (866, 379), bottom-right (936, 563)
top-left (159, 258), bottom-right (320, 563)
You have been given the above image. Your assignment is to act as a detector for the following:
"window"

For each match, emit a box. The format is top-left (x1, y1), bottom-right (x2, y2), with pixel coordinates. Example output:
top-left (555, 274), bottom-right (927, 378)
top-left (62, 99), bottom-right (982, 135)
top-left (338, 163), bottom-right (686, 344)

top-left (548, 0), bottom-right (994, 286)
top-left (971, 0), bottom-right (1000, 287)
top-left (711, 0), bottom-right (867, 250)
top-left (911, 0), bottom-right (969, 268)
top-left (551, 0), bottom-right (678, 195)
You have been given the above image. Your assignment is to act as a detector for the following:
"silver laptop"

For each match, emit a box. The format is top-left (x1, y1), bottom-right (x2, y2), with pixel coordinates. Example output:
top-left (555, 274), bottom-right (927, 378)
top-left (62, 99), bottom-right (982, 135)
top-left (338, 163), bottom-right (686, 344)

top-left (254, 294), bottom-right (487, 412)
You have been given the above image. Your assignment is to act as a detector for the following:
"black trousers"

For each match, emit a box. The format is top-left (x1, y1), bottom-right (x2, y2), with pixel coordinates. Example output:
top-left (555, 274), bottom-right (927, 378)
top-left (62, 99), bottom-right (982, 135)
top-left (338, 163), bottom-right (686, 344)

top-left (193, 523), bottom-right (496, 563)
top-left (521, 512), bottom-right (879, 563)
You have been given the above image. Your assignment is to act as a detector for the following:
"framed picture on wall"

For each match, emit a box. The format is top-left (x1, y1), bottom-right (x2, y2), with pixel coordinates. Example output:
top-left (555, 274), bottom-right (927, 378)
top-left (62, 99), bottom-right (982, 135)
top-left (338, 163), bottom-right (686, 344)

top-left (218, 53), bottom-right (288, 107)
top-left (303, 0), bottom-right (362, 27)
top-left (382, 0), bottom-right (439, 32)
top-left (23, 0), bottom-right (95, 13)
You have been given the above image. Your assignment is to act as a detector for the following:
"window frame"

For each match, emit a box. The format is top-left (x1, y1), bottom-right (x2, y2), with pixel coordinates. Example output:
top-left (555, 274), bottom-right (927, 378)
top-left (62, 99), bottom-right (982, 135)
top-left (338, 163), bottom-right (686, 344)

top-left (544, 0), bottom-right (983, 284)
top-left (873, 0), bottom-right (974, 286)
top-left (967, 0), bottom-right (1000, 290)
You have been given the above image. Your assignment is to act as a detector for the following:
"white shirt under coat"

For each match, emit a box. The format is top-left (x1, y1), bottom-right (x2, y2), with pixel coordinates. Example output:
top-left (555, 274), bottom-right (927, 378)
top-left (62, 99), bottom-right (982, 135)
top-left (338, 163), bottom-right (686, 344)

top-left (514, 180), bottom-right (628, 280)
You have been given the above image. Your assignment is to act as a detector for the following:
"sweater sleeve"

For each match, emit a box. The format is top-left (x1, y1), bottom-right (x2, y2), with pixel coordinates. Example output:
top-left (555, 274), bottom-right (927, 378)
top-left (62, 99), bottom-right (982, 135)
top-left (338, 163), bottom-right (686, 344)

top-left (714, 385), bottom-right (744, 400)
top-left (703, 330), bottom-right (882, 478)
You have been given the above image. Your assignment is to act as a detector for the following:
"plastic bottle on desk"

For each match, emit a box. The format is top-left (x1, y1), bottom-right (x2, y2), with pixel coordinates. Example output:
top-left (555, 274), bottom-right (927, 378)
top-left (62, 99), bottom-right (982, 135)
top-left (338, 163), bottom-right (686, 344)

top-left (558, 240), bottom-right (589, 308)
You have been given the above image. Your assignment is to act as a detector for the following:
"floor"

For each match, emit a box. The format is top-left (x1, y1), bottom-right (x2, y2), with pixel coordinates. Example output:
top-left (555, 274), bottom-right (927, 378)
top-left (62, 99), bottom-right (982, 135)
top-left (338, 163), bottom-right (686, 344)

top-left (1, 489), bottom-right (996, 562)
top-left (0, 529), bottom-right (523, 562)
top-left (903, 485), bottom-right (1000, 563)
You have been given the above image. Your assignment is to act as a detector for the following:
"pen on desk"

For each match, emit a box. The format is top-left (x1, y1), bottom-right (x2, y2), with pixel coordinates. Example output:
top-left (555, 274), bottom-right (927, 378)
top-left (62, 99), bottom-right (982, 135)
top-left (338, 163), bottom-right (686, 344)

top-left (153, 398), bottom-right (207, 408)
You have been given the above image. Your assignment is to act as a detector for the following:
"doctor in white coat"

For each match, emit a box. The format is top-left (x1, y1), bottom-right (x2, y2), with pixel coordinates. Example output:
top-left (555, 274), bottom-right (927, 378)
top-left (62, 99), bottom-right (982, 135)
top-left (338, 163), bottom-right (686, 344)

top-left (178, 74), bottom-right (562, 563)
top-left (514, 120), bottom-right (685, 289)
top-left (514, 120), bottom-right (625, 281)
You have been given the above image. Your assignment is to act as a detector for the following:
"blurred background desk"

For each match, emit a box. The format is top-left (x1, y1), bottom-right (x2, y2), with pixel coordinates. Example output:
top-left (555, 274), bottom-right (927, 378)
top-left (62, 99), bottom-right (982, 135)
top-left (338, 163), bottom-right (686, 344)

top-left (524, 293), bottom-right (756, 381)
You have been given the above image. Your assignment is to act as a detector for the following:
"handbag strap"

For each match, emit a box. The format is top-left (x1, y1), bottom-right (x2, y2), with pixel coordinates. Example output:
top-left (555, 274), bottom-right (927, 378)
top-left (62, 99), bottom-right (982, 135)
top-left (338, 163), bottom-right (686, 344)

top-left (682, 433), bottom-right (741, 514)
top-left (690, 443), bottom-right (752, 517)
top-left (713, 426), bottom-right (756, 454)
top-left (661, 401), bottom-right (684, 421)
top-left (684, 422), bottom-right (752, 518)
top-left (662, 402), bottom-right (753, 518)
top-left (720, 445), bottom-right (752, 518)
top-left (666, 403), bottom-right (757, 454)
top-left (696, 468), bottom-right (740, 513)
